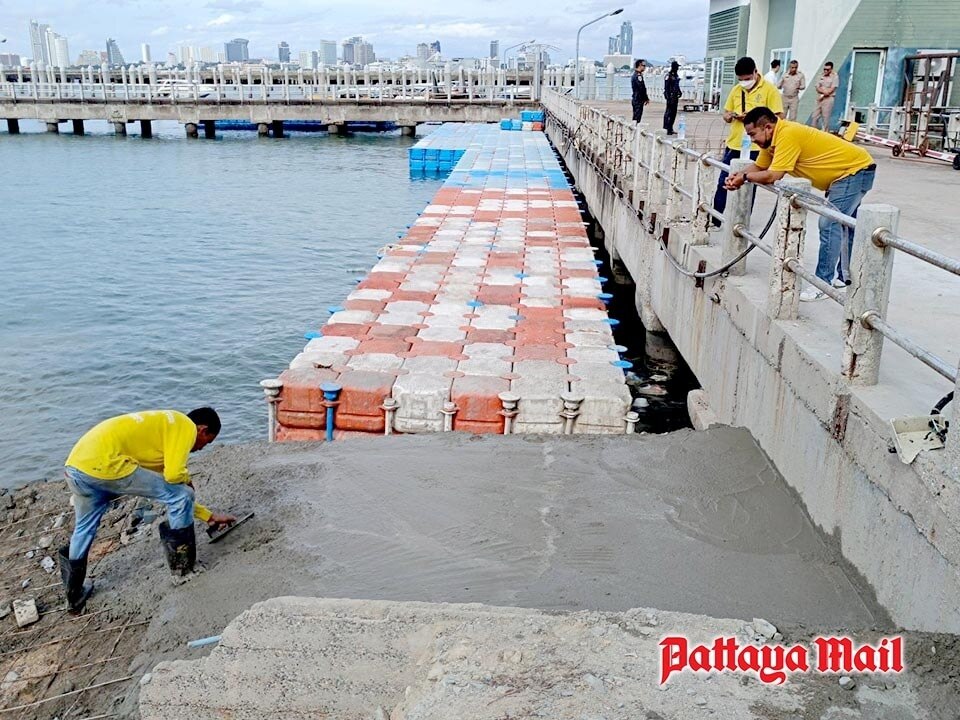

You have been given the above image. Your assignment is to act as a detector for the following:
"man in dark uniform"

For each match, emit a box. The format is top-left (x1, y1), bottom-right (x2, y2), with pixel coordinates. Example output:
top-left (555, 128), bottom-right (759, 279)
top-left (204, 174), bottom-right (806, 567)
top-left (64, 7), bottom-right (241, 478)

top-left (631, 58), bottom-right (649, 123)
top-left (663, 60), bottom-right (682, 134)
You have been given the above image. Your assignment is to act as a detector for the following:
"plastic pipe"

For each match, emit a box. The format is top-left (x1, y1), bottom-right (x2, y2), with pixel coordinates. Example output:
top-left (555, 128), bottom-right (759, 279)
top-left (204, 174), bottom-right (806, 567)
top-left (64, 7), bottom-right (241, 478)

top-left (320, 381), bottom-right (342, 442)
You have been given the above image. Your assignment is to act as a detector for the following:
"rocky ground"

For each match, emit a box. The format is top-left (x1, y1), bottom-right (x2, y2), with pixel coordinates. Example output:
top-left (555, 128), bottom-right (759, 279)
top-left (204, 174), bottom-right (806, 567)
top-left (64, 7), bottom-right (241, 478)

top-left (1, 430), bottom-right (958, 719)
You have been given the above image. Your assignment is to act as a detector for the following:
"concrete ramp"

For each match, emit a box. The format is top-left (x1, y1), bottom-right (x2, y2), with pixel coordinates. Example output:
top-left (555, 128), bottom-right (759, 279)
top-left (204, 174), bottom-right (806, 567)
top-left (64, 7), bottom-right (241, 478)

top-left (139, 597), bottom-right (941, 719)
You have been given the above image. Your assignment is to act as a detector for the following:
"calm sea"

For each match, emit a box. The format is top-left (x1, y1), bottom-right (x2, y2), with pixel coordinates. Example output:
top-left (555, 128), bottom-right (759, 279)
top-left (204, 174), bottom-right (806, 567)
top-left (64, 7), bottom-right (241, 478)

top-left (0, 121), bottom-right (442, 488)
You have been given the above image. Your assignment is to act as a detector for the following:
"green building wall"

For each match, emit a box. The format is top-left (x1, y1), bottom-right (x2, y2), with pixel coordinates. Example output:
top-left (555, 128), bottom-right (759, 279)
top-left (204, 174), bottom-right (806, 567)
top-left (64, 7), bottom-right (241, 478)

top-left (798, 0), bottom-right (960, 125)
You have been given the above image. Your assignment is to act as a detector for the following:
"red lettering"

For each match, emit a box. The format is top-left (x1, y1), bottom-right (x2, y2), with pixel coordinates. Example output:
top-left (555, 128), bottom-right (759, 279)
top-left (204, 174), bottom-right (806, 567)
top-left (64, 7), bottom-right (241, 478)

top-left (816, 637), bottom-right (853, 673)
top-left (738, 644), bottom-right (760, 673)
top-left (689, 644), bottom-right (712, 672)
top-left (714, 636), bottom-right (738, 671)
top-left (880, 637), bottom-right (904, 672)
top-left (758, 646), bottom-right (786, 685)
top-left (786, 645), bottom-right (810, 673)
top-left (854, 644), bottom-right (878, 672)
top-left (659, 636), bottom-right (688, 685)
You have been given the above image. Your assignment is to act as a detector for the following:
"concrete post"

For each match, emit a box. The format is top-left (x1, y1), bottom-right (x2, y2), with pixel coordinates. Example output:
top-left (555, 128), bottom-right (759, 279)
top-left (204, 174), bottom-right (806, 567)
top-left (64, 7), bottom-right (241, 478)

top-left (691, 156), bottom-right (716, 246)
top-left (381, 397), bottom-right (399, 435)
top-left (271, 120), bottom-right (284, 138)
top-left (71, 119), bottom-right (84, 136)
top-left (498, 392), bottom-right (520, 435)
top-left (665, 140), bottom-right (686, 226)
top-left (441, 402), bottom-right (457, 432)
top-left (720, 159), bottom-right (752, 275)
top-left (645, 130), bottom-right (665, 228)
top-left (185, 122), bottom-right (199, 138)
top-left (203, 120), bottom-right (216, 139)
top-left (140, 120), bottom-right (153, 138)
top-left (257, 123), bottom-right (269, 137)
top-left (841, 204), bottom-right (899, 386)
top-left (559, 393), bottom-right (584, 435)
top-left (766, 178), bottom-right (810, 320)
top-left (630, 124), bottom-right (644, 209)
top-left (946, 363), bottom-right (960, 482)
top-left (624, 411), bottom-right (639, 434)
top-left (400, 125), bottom-right (416, 137)
top-left (260, 378), bottom-right (283, 442)
top-left (45, 121), bottom-right (59, 134)
top-left (6, 119), bottom-right (20, 134)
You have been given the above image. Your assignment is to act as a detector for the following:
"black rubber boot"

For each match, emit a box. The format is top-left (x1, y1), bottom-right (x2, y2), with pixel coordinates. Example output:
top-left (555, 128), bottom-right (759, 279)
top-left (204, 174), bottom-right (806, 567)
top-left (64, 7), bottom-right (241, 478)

top-left (158, 521), bottom-right (196, 576)
top-left (58, 546), bottom-right (94, 615)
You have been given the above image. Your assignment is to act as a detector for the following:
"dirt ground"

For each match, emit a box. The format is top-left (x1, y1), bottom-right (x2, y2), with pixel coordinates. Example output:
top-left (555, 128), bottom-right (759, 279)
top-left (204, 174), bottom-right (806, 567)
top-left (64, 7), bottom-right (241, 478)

top-left (1, 430), bottom-right (958, 719)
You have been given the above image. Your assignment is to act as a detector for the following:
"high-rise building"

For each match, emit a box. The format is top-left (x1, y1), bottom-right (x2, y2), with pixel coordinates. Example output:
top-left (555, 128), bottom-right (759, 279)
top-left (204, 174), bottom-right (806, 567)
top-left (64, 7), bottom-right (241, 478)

top-left (319, 40), bottom-right (337, 66)
top-left (355, 39), bottom-right (375, 67)
top-left (416, 43), bottom-right (430, 67)
top-left (278, 41), bottom-right (290, 63)
top-left (105, 38), bottom-right (125, 66)
top-left (0, 53), bottom-right (22, 67)
top-left (199, 46), bottom-right (217, 63)
top-left (618, 21), bottom-right (633, 55)
top-left (29, 20), bottom-right (50, 64)
top-left (49, 33), bottom-right (70, 68)
top-left (608, 36), bottom-right (619, 55)
top-left (299, 50), bottom-right (318, 69)
top-left (224, 38), bottom-right (249, 62)
top-left (176, 45), bottom-right (195, 64)
top-left (429, 41), bottom-right (441, 56)
top-left (342, 38), bottom-right (356, 65)
top-left (77, 49), bottom-right (101, 66)
top-left (141, 43), bottom-right (151, 63)
top-left (490, 40), bottom-right (499, 60)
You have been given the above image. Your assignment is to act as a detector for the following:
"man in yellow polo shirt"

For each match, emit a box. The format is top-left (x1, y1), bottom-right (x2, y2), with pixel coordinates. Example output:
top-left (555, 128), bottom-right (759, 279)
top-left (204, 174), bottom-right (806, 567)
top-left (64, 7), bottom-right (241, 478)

top-left (60, 408), bottom-right (235, 613)
top-left (711, 57), bottom-right (784, 226)
top-left (723, 106), bottom-right (877, 301)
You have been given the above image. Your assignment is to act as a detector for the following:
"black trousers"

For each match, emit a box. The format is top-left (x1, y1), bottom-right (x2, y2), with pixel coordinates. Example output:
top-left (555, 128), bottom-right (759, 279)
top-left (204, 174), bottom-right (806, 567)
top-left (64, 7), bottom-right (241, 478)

top-left (632, 104), bottom-right (644, 123)
top-left (663, 100), bottom-right (679, 133)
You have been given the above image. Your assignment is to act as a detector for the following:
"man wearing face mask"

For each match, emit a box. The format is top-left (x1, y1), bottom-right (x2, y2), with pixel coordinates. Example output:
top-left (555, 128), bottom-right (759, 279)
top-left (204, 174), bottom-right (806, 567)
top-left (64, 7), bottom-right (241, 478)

top-left (711, 57), bottom-right (783, 226)
top-left (723, 107), bottom-right (876, 301)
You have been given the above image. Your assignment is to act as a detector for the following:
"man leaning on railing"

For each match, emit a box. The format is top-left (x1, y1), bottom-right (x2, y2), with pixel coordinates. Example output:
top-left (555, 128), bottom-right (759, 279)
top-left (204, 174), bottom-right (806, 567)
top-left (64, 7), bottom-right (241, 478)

top-left (723, 106), bottom-right (877, 302)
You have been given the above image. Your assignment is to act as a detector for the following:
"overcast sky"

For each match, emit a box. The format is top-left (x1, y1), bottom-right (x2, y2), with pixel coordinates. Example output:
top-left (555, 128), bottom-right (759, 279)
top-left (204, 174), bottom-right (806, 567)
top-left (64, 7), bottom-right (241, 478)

top-left (2, 0), bottom-right (707, 63)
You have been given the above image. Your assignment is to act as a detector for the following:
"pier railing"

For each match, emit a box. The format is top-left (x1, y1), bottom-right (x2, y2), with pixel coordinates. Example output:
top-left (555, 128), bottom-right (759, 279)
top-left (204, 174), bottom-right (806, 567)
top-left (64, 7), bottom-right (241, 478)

top-left (542, 89), bottom-right (959, 447)
top-left (0, 81), bottom-right (536, 104)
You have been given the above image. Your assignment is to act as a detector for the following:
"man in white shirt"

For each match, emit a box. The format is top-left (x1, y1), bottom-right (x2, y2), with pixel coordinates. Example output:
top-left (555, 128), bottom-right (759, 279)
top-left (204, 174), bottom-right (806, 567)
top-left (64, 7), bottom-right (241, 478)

top-left (764, 59), bottom-right (781, 88)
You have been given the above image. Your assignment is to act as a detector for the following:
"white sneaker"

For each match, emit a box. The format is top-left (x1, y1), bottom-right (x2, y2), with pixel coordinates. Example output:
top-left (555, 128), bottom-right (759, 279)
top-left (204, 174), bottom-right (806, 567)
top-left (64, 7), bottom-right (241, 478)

top-left (800, 287), bottom-right (826, 302)
top-left (831, 278), bottom-right (849, 288)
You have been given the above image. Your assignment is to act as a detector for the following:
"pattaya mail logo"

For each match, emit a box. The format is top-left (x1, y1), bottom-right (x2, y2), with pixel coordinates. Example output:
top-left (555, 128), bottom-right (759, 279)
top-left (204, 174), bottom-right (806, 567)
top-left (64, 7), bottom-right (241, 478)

top-left (659, 635), bottom-right (904, 685)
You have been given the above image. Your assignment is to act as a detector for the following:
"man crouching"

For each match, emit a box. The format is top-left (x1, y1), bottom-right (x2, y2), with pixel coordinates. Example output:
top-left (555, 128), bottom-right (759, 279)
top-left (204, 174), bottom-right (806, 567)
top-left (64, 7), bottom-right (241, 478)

top-left (60, 408), bottom-right (236, 613)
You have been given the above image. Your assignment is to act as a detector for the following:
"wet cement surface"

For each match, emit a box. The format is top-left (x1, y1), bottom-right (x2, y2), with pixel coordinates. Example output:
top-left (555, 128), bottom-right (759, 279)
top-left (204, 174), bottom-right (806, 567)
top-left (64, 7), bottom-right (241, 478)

top-left (191, 428), bottom-right (887, 628)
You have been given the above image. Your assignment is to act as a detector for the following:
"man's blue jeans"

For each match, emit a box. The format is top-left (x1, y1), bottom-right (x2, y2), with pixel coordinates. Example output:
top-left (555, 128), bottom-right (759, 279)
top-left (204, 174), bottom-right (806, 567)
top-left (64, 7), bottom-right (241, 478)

top-left (65, 466), bottom-right (195, 560)
top-left (815, 167), bottom-right (876, 283)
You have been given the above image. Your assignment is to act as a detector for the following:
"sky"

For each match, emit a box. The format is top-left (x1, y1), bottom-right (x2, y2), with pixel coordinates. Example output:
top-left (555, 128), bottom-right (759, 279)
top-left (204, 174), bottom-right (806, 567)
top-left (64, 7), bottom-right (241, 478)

top-left (0, 0), bottom-right (708, 64)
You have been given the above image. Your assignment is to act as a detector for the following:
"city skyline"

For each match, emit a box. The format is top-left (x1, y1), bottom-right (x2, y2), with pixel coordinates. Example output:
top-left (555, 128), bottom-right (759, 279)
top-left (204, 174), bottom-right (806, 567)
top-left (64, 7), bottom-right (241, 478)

top-left (0, 1), bottom-right (706, 65)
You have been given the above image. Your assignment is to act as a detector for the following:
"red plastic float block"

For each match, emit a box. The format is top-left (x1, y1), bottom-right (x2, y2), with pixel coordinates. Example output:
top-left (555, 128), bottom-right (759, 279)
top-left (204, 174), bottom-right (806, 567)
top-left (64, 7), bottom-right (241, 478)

top-left (334, 370), bottom-right (394, 432)
top-left (451, 375), bottom-right (508, 433)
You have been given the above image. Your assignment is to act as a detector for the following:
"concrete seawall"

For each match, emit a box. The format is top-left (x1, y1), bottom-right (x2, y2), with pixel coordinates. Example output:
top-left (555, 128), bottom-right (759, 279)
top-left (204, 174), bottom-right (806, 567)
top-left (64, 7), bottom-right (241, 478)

top-left (545, 111), bottom-right (960, 632)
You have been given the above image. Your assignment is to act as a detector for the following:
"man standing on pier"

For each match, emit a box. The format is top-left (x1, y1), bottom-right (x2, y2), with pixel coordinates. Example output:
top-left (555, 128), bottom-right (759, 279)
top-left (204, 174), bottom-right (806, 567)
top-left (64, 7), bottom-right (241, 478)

top-left (631, 58), bottom-right (650, 123)
top-left (60, 408), bottom-right (236, 613)
top-left (711, 57), bottom-right (783, 225)
top-left (779, 60), bottom-right (806, 121)
top-left (809, 61), bottom-right (839, 131)
top-left (723, 107), bottom-right (877, 301)
top-left (663, 61), bottom-right (682, 135)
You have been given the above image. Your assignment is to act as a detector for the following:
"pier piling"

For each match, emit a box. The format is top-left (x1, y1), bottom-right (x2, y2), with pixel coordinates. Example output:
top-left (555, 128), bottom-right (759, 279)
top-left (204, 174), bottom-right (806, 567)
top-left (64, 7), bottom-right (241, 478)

top-left (113, 122), bottom-right (127, 136)
top-left (6, 119), bottom-right (19, 134)
top-left (71, 119), bottom-right (84, 136)
top-left (45, 121), bottom-right (59, 134)
top-left (140, 120), bottom-right (153, 138)
top-left (203, 120), bottom-right (216, 139)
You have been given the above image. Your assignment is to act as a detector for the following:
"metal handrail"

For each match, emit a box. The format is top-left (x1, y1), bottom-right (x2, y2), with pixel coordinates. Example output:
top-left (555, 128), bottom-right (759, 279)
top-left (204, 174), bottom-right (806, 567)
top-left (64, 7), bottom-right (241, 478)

top-left (542, 88), bottom-right (959, 388)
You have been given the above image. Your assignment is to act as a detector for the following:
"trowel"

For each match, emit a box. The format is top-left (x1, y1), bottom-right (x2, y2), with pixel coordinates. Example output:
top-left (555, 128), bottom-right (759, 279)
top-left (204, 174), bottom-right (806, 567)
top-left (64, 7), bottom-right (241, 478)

top-left (206, 512), bottom-right (255, 543)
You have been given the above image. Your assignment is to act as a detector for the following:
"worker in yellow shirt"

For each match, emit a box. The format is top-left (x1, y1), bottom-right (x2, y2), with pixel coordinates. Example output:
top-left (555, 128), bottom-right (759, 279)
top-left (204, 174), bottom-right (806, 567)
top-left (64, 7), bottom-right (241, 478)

top-left (723, 107), bottom-right (877, 301)
top-left (712, 57), bottom-right (784, 225)
top-left (60, 408), bottom-right (235, 613)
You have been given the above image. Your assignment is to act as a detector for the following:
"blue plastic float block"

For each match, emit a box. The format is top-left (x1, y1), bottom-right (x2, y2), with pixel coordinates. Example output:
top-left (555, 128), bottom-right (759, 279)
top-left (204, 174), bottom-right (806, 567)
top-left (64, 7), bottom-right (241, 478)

top-left (408, 147), bottom-right (426, 161)
top-left (439, 149), bottom-right (456, 162)
top-left (424, 149), bottom-right (440, 162)
top-left (500, 119), bottom-right (512, 129)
